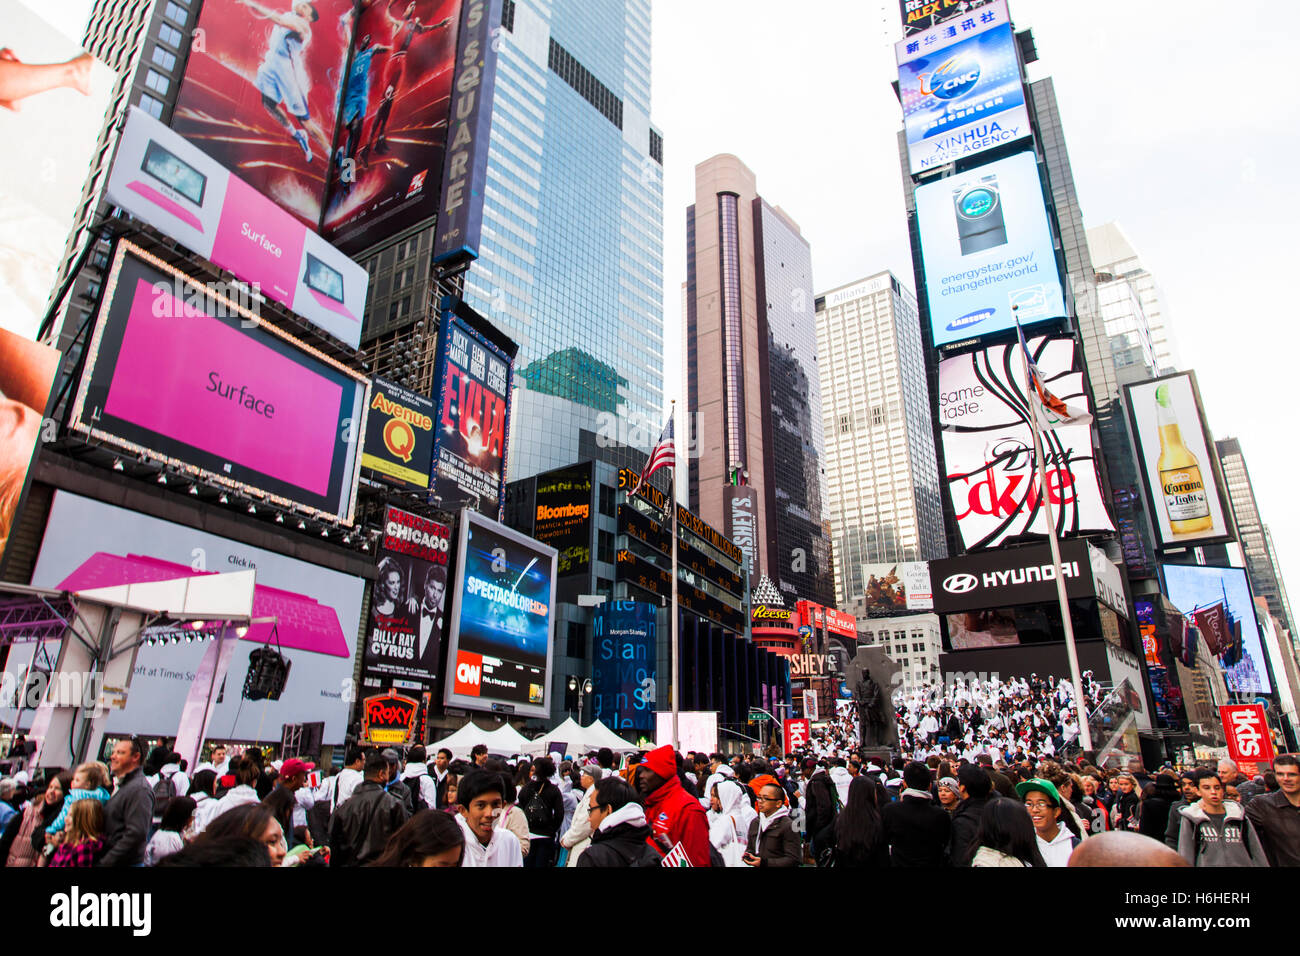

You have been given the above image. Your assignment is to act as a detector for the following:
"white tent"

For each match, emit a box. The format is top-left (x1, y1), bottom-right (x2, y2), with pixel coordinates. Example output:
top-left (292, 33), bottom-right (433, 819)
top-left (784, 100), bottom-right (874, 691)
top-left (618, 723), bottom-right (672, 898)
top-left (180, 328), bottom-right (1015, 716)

top-left (521, 718), bottom-right (640, 756)
top-left (427, 720), bottom-right (495, 757)
top-left (483, 721), bottom-right (533, 755)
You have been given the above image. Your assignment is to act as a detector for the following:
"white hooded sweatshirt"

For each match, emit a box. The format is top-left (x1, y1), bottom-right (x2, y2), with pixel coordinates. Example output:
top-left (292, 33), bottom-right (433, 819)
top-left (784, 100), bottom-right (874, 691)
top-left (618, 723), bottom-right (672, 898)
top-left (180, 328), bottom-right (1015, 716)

top-left (457, 812), bottom-right (523, 867)
top-left (707, 779), bottom-right (756, 853)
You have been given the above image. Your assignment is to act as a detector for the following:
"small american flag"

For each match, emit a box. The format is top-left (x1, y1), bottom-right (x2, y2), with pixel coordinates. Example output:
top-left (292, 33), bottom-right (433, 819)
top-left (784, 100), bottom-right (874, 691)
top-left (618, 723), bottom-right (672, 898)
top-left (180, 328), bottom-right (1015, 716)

top-left (630, 412), bottom-right (675, 498)
top-left (660, 841), bottom-right (693, 867)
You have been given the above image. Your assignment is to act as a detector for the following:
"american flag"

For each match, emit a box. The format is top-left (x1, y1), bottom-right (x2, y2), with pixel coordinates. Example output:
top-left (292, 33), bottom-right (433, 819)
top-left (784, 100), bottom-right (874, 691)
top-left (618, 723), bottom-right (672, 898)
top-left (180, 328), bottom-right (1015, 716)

top-left (630, 412), bottom-right (675, 498)
top-left (1016, 320), bottom-right (1092, 430)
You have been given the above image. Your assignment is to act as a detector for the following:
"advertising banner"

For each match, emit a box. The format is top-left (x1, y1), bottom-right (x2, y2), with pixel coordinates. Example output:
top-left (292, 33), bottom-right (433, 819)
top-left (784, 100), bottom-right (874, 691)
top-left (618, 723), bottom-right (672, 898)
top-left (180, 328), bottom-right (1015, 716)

top-left (916, 151), bottom-right (1065, 346)
top-left (1124, 372), bottom-right (1233, 550)
top-left (532, 462), bottom-right (593, 578)
top-left (938, 335), bottom-right (1113, 549)
top-left (361, 376), bottom-right (436, 488)
top-left (106, 108), bottom-right (369, 349)
top-left (359, 506), bottom-right (452, 697)
top-left (430, 304), bottom-right (513, 516)
top-left (70, 243), bottom-right (368, 523)
top-left (443, 509), bottom-right (557, 720)
top-left (323, 0), bottom-right (463, 252)
top-left (862, 562), bottom-right (934, 614)
top-left (0, 328), bottom-right (59, 570)
top-left (783, 717), bottom-right (811, 751)
top-left (930, 539), bottom-right (1097, 614)
top-left (1219, 704), bottom-right (1274, 775)
top-left (1105, 645), bottom-right (1150, 730)
top-left (1162, 564), bottom-right (1270, 695)
top-left (0, 0), bottom-right (116, 338)
top-left (899, 0), bottom-right (996, 36)
top-left (0, 492), bottom-right (365, 742)
top-left (897, 3), bottom-right (1029, 174)
top-left (655, 711), bottom-right (717, 755)
top-left (360, 690), bottom-right (420, 745)
top-left (172, 0), bottom-right (355, 230)
top-left (726, 485), bottom-right (759, 574)
top-left (591, 600), bottom-right (657, 733)
top-left (432, 0), bottom-right (503, 269)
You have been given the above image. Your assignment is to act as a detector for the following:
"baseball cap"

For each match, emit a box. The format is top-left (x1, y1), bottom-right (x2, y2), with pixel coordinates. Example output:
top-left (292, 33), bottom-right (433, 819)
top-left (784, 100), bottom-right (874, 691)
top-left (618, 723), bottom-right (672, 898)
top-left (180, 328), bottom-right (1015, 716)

top-left (280, 758), bottom-right (315, 778)
top-left (1015, 778), bottom-right (1062, 806)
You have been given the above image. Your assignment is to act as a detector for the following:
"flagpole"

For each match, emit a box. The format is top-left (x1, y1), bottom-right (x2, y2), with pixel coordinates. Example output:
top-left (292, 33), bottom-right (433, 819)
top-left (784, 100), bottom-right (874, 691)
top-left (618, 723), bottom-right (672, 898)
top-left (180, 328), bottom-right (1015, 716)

top-left (669, 399), bottom-right (680, 753)
top-left (1018, 318), bottom-right (1093, 754)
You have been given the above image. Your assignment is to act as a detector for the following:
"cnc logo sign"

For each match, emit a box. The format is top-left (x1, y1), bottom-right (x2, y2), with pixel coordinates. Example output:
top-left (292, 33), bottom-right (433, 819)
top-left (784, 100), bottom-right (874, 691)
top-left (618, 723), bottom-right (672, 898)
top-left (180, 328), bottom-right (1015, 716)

top-left (918, 55), bottom-right (980, 101)
top-left (361, 690), bottom-right (419, 745)
top-left (942, 573), bottom-right (978, 594)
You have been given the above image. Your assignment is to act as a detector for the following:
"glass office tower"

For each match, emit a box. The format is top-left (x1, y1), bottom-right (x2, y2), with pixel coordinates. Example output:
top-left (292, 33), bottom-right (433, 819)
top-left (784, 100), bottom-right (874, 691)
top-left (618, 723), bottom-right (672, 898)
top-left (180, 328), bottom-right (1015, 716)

top-left (459, 0), bottom-right (665, 481)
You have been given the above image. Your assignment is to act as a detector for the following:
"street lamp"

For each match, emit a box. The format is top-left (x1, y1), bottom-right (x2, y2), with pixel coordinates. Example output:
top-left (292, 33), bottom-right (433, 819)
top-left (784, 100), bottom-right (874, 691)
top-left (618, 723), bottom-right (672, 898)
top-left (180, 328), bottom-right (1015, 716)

top-left (568, 676), bottom-right (593, 722)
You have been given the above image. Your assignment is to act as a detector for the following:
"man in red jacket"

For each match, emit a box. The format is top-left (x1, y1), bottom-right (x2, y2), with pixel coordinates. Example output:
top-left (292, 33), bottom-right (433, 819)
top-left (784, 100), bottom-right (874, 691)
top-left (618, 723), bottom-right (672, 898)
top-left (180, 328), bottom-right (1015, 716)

top-left (636, 745), bottom-right (712, 866)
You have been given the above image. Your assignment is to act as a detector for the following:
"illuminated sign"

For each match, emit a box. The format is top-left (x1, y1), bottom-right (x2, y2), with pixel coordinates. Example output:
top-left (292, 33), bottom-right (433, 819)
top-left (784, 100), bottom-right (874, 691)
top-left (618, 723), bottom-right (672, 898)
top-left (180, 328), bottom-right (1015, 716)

top-left (361, 691), bottom-right (420, 746)
top-left (362, 377), bottom-right (436, 489)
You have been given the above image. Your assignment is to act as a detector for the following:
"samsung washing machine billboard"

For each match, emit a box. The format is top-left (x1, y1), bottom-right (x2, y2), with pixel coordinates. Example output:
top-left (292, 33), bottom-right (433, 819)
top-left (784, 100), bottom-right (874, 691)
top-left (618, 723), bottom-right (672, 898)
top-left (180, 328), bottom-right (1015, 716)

top-left (916, 151), bottom-right (1066, 347)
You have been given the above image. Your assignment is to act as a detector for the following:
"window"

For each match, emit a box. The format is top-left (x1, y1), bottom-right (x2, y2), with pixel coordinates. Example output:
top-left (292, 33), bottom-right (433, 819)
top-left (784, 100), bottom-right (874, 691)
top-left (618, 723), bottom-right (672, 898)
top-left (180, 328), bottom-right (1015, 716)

top-left (139, 93), bottom-right (163, 118)
top-left (163, 2), bottom-right (187, 26)
top-left (151, 45), bottom-right (176, 71)
top-left (596, 577), bottom-right (612, 596)
top-left (145, 69), bottom-right (169, 95)
top-left (599, 483), bottom-right (615, 518)
top-left (159, 23), bottom-right (183, 48)
top-left (597, 530), bottom-right (614, 565)
top-left (566, 622), bottom-right (585, 659)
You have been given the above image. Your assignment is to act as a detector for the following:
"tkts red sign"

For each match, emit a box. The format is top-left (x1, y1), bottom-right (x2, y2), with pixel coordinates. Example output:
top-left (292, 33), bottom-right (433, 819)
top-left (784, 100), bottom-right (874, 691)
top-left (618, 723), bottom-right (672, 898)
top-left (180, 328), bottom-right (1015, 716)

top-left (783, 718), bottom-right (811, 753)
top-left (361, 691), bottom-right (419, 746)
top-left (1220, 704), bottom-right (1274, 774)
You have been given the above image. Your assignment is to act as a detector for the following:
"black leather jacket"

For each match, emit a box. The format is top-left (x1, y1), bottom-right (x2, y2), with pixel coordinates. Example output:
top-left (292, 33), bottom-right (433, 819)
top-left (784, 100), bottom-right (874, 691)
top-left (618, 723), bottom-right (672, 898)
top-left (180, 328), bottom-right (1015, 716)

top-left (328, 781), bottom-right (408, 867)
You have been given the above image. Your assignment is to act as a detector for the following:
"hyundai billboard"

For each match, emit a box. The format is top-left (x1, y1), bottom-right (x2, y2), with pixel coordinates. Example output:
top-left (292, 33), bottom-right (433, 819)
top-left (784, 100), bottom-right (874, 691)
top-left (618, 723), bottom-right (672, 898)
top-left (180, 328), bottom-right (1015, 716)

top-left (172, 0), bottom-right (355, 230)
top-left (107, 108), bottom-right (368, 348)
top-left (938, 335), bottom-right (1113, 549)
top-left (897, 2), bottom-right (1029, 174)
top-left (71, 242), bottom-right (368, 524)
top-left (915, 151), bottom-right (1066, 346)
top-left (0, 491), bottom-right (365, 743)
top-left (442, 509), bottom-right (557, 720)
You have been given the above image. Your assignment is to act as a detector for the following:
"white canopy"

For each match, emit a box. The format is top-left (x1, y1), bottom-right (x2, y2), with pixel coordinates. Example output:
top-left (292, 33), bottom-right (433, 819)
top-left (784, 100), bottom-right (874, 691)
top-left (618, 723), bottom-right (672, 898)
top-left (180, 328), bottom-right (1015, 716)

top-left (521, 718), bottom-right (640, 756)
top-left (482, 721), bottom-right (533, 755)
top-left (427, 720), bottom-right (495, 758)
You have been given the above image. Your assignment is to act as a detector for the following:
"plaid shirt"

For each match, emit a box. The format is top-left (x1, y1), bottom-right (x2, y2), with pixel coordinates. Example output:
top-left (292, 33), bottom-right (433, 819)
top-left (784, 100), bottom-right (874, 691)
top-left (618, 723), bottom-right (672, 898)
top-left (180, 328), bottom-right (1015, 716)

top-left (50, 838), bottom-right (104, 868)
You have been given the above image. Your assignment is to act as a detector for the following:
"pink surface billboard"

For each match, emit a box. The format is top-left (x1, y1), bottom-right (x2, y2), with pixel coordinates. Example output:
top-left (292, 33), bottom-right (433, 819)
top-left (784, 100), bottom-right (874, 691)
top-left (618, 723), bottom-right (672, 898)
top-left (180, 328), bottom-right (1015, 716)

top-left (106, 107), bottom-right (367, 348)
top-left (70, 242), bottom-right (368, 524)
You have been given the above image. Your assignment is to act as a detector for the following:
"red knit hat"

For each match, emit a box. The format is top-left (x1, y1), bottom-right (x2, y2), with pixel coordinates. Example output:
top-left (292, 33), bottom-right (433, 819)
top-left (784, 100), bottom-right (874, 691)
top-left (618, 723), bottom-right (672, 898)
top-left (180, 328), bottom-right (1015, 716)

top-left (643, 744), bottom-right (677, 780)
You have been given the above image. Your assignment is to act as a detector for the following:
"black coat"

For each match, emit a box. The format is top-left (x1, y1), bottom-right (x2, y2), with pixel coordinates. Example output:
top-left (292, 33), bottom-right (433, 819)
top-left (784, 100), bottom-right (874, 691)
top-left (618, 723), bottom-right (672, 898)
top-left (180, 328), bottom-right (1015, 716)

top-left (949, 794), bottom-right (996, 866)
top-left (803, 772), bottom-right (837, 843)
top-left (517, 780), bottom-right (564, 838)
top-left (99, 769), bottom-right (153, 867)
top-left (882, 794), bottom-right (951, 867)
top-left (576, 821), bottom-right (662, 867)
top-left (1138, 779), bottom-right (1179, 841)
top-left (745, 814), bottom-right (802, 868)
top-left (328, 781), bottom-right (409, 867)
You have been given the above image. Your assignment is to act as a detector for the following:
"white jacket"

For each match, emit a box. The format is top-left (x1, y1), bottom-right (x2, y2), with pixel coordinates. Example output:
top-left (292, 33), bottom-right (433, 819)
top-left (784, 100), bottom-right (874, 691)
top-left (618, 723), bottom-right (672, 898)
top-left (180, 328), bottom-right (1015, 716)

top-left (698, 765), bottom-right (737, 809)
top-left (458, 813), bottom-right (523, 867)
top-left (707, 779), bottom-right (755, 854)
top-left (561, 782), bottom-right (596, 866)
top-left (1036, 826), bottom-right (1076, 867)
top-left (829, 766), bottom-right (853, 807)
top-left (192, 784), bottom-right (259, 835)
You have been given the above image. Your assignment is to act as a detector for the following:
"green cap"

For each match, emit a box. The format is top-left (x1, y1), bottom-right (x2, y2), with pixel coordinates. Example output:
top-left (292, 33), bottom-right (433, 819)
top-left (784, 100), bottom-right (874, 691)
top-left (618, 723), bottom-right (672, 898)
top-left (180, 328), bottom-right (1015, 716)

top-left (1015, 778), bottom-right (1062, 807)
top-left (1155, 383), bottom-right (1171, 408)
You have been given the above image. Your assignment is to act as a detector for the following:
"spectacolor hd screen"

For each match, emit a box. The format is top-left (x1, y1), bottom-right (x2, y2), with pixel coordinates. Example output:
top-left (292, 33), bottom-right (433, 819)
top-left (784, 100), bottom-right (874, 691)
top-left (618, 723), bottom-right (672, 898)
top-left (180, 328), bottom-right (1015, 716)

top-left (72, 245), bottom-right (366, 522)
top-left (443, 509), bottom-right (557, 720)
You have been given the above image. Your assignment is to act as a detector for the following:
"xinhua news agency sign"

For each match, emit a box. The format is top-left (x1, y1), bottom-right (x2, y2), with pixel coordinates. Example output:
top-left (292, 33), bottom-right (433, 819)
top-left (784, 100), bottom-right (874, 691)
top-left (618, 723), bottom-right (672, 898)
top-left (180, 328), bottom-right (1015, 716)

top-left (1219, 704), bottom-right (1274, 773)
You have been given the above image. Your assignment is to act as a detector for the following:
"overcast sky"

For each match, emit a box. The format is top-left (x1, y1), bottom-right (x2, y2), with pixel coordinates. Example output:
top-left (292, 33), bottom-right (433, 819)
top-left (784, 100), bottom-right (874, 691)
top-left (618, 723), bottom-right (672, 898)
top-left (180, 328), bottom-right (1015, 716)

top-left (652, 0), bottom-right (1300, 617)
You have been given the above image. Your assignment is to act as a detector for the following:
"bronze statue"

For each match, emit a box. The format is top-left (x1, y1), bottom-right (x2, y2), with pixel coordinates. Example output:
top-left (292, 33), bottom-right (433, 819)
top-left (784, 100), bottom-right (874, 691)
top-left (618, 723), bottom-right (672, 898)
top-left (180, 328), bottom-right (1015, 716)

top-left (856, 669), bottom-right (886, 748)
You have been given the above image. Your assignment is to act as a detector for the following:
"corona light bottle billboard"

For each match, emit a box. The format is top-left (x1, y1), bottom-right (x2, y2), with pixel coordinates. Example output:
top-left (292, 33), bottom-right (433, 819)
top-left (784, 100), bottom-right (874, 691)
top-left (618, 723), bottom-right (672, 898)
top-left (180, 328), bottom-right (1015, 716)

top-left (1124, 372), bottom-right (1233, 551)
top-left (1154, 383), bottom-right (1212, 535)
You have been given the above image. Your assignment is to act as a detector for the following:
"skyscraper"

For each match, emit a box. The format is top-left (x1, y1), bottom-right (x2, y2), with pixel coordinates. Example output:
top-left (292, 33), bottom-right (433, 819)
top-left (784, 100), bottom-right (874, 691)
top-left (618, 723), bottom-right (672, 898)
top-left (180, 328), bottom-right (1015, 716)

top-left (1217, 437), bottom-right (1295, 637)
top-left (685, 155), bottom-right (833, 607)
top-left (1087, 222), bottom-right (1181, 376)
top-left (815, 272), bottom-right (946, 610)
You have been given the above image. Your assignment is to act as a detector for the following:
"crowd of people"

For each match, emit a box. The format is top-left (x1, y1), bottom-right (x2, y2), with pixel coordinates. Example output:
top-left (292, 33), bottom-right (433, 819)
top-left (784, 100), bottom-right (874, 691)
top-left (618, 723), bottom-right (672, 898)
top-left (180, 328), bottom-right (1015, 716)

top-left (1, 725), bottom-right (1297, 867)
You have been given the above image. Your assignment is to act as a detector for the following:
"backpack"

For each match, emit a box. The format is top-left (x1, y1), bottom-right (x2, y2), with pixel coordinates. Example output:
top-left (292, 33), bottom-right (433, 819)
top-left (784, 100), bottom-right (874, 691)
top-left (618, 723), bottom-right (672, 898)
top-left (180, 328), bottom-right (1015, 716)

top-left (151, 772), bottom-right (177, 825)
top-left (523, 783), bottom-right (557, 833)
top-left (405, 774), bottom-right (429, 813)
